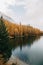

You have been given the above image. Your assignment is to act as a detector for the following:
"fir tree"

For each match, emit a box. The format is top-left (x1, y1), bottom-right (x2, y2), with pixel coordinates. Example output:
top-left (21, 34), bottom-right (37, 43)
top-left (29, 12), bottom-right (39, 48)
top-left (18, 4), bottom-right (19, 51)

top-left (0, 16), bottom-right (9, 43)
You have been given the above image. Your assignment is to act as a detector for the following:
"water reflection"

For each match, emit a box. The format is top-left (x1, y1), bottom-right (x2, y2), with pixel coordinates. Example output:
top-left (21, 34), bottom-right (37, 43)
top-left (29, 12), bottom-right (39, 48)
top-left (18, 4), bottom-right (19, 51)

top-left (0, 40), bottom-right (12, 65)
top-left (0, 36), bottom-right (41, 65)
top-left (10, 36), bottom-right (40, 51)
top-left (12, 36), bottom-right (43, 65)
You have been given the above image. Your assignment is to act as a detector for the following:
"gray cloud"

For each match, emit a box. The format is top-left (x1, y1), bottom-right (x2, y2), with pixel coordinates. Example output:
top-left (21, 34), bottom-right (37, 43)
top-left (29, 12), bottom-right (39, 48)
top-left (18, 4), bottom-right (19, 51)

top-left (0, 0), bottom-right (43, 30)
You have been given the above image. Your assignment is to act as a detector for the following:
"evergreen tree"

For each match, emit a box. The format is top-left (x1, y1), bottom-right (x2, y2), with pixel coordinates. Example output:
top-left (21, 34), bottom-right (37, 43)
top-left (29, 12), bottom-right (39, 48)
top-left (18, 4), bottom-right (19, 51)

top-left (0, 16), bottom-right (9, 43)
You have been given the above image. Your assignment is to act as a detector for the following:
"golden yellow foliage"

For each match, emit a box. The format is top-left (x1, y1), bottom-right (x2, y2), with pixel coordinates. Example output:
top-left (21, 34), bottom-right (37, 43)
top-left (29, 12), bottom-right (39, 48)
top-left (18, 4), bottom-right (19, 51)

top-left (2, 19), bottom-right (42, 37)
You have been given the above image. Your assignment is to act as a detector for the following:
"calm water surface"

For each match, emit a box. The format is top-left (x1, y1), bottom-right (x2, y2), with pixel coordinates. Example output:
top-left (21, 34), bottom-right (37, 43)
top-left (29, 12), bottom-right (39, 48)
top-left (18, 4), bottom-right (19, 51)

top-left (0, 36), bottom-right (43, 65)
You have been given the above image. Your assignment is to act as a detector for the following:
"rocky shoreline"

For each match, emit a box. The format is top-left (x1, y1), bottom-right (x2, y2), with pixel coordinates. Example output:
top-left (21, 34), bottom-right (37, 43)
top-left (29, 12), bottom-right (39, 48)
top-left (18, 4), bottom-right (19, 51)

top-left (0, 54), bottom-right (29, 65)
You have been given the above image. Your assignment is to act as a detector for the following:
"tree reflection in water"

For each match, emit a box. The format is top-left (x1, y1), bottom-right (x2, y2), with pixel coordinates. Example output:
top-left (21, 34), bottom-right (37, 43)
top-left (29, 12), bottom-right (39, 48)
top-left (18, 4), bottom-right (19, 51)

top-left (0, 40), bottom-right (12, 65)
top-left (0, 36), bottom-right (40, 65)
top-left (10, 36), bottom-right (40, 51)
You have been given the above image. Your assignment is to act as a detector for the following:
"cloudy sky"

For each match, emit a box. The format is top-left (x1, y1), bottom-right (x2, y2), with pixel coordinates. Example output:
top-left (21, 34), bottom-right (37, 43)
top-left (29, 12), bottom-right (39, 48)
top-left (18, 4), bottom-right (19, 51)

top-left (0, 0), bottom-right (43, 30)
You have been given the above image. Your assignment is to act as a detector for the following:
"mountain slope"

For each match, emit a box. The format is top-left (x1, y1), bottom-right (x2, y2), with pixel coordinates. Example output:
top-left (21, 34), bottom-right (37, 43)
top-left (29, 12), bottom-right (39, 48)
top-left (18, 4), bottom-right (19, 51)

top-left (0, 12), bottom-right (43, 37)
top-left (0, 12), bottom-right (14, 22)
top-left (3, 19), bottom-right (42, 37)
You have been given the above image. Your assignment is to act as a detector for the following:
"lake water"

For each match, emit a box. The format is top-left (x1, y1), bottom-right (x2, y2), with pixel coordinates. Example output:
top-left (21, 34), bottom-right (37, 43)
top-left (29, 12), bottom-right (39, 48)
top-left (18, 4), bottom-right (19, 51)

top-left (0, 36), bottom-right (43, 65)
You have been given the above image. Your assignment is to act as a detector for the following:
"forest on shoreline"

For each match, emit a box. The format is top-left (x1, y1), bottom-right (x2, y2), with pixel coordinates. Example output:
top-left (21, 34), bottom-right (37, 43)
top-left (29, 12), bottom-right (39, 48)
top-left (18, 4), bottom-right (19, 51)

top-left (0, 17), bottom-right (43, 38)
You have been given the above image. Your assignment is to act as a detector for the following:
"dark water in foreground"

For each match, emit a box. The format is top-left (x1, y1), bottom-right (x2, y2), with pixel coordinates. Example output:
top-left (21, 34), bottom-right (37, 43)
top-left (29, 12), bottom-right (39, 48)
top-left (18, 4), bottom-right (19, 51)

top-left (0, 36), bottom-right (43, 65)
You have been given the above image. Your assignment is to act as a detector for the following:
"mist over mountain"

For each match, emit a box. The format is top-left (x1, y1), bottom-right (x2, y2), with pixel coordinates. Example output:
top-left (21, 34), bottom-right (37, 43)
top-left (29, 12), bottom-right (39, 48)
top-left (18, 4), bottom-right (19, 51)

top-left (0, 12), bottom-right (43, 37)
top-left (0, 12), bottom-right (15, 23)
